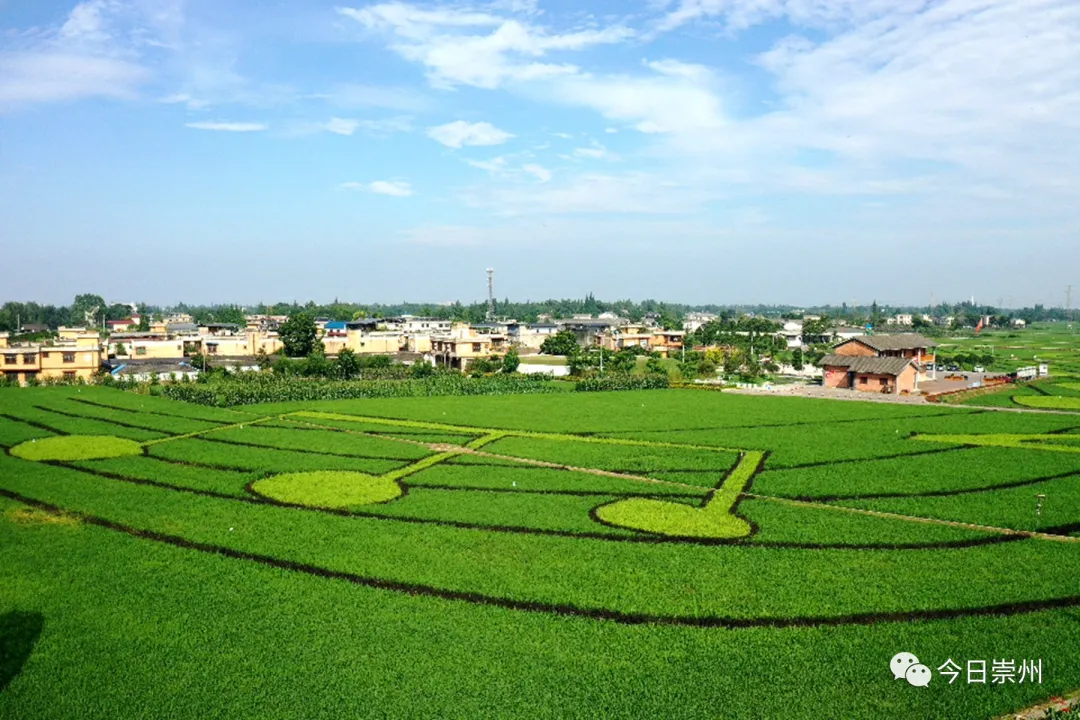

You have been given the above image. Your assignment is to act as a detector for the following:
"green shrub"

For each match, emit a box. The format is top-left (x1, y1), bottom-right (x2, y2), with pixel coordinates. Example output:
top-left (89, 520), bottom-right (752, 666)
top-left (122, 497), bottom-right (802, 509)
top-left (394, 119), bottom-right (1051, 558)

top-left (158, 373), bottom-right (559, 407)
top-left (575, 374), bottom-right (669, 392)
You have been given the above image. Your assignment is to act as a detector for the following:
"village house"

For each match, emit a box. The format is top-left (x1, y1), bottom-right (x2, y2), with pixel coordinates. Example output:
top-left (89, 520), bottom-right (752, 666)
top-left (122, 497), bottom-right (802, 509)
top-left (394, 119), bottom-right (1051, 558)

top-left (507, 322), bottom-right (558, 350)
top-left (105, 314), bottom-right (141, 333)
top-left (430, 332), bottom-right (494, 370)
top-left (1, 331), bottom-right (104, 384)
top-left (819, 333), bottom-right (936, 395)
top-left (682, 312), bottom-right (717, 333)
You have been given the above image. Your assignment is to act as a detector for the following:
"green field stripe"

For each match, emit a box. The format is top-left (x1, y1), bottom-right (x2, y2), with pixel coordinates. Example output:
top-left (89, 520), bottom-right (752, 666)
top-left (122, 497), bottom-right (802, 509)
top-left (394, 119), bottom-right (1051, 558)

top-left (913, 433), bottom-right (1080, 453)
top-left (383, 451), bottom-right (464, 482)
top-left (291, 411), bottom-right (742, 454)
top-left (746, 492), bottom-right (1080, 544)
top-left (705, 451), bottom-right (764, 513)
top-left (140, 416), bottom-right (278, 447)
top-left (465, 432), bottom-right (508, 450)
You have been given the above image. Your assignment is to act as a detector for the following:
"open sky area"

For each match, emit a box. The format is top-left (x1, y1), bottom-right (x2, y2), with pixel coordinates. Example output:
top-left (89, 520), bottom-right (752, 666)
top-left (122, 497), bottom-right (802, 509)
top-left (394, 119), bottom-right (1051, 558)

top-left (1, 0), bottom-right (1077, 307)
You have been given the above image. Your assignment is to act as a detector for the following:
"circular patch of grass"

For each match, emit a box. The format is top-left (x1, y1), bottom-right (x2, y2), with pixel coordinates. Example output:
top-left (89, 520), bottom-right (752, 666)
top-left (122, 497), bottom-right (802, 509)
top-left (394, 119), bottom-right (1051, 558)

top-left (10, 435), bottom-right (143, 462)
top-left (595, 497), bottom-right (753, 539)
top-left (252, 471), bottom-right (403, 509)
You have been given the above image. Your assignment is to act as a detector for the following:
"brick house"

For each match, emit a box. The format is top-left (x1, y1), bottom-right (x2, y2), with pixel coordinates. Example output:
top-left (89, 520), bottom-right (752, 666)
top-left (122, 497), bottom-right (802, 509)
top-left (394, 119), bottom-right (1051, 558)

top-left (819, 333), bottom-right (936, 395)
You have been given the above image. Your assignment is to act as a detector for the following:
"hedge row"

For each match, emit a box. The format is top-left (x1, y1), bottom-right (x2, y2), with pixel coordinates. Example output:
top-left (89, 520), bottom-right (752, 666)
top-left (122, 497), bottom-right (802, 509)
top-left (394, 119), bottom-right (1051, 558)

top-left (158, 373), bottom-right (561, 407)
top-left (574, 374), bottom-right (669, 392)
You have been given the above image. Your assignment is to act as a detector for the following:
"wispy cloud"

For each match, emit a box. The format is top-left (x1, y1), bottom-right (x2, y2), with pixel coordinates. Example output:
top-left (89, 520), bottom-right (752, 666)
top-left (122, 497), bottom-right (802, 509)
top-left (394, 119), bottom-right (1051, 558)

top-left (338, 2), bottom-right (633, 90)
top-left (0, 0), bottom-right (152, 109)
top-left (342, 180), bottom-right (414, 197)
top-left (185, 121), bottom-right (267, 132)
top-left (428, 120), bottom-right (514, 148)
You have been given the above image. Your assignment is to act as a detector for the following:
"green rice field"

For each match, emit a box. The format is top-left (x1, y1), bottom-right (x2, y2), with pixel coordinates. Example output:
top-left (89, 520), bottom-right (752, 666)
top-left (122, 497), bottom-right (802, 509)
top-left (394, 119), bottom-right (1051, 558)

top-left (2, 385), bottom-right (1080, 719)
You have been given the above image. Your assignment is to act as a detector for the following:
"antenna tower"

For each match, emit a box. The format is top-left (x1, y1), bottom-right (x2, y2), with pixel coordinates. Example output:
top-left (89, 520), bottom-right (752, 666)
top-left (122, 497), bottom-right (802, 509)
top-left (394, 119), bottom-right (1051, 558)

top-left (486, 268), bottom-right (495, 321)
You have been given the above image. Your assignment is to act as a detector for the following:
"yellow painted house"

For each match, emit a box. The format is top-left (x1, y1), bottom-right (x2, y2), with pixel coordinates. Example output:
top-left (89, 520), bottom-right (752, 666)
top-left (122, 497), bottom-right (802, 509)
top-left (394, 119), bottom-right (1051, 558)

top-left (1, 331), bottom-right (104, 384)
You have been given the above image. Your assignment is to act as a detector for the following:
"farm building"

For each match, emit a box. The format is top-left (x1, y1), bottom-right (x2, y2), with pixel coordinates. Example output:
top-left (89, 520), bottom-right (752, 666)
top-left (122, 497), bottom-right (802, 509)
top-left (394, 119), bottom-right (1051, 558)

top-left (818, 333), bottom-right (936, 395)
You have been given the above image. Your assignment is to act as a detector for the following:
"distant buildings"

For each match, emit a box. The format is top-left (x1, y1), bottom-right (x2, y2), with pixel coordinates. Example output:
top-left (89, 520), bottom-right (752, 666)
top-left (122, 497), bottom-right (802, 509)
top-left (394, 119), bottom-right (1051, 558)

top-left (1, 330), bottom-right (104, 384)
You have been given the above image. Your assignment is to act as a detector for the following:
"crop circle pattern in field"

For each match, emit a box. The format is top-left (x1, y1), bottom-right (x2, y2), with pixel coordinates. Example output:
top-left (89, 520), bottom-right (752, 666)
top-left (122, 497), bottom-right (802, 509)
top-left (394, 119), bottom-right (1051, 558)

top-left (9, 435), bottom-right (144, 462)
top-left (251, 471), bottom-right (404, 509)
top-left (5, 399), bottom-right (1080, 630)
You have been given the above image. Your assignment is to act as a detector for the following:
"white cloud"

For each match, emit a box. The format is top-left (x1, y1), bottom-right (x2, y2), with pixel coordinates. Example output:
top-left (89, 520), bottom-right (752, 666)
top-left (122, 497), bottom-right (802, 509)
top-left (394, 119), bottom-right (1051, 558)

top-left (547, 60), bottom-right (725, 134)
top-left (463, 171), bottom-right (715, 216)
top-left (521, 163), bottom-right (552, 182)
top-left (343, 180), bottom-right (414, 197)
top-left (318, 83), bottom-right (431, 112)
top-left (551, 132), bottom-right (573, 139)
top-left (338, 2), bottom-right (633, 89)
top-left (467, 156), bottom-right (510, 174)
top-left (185, 121), bottom-right (267, 132)
top-left (572, 142), bottom-right (618, 161)
top-left (428, 120), bottom-right (514, 148)
top-left (0, 1), bottom-right (154, 109)
top-left (0, 52), bottom-right (148, 106)
top-left (324, 117), bottom-right (360, 135)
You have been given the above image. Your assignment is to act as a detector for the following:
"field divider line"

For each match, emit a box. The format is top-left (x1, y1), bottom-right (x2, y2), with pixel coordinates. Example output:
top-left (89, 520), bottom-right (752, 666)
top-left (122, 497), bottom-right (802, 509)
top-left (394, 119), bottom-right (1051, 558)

top-left (140, 415), bottom-right (278, 447)
top-left (288, 412), bottom-right (744, 454)
top-left (276, 415), bottom-right (706, 492)
top-left (744, 493), bottom-right (1080, 544)
top-left (466, 449), bottom-right (707, 491)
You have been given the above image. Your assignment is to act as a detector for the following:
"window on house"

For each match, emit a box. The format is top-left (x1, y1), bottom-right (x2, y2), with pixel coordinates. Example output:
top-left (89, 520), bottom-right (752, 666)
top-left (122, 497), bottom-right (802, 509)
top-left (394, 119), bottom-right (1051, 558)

top-left (4, 355), bottom-right (16, 365)
top-left (24, 371), bottom-right (37, 382)
top-left (40, 351), bottom-right (49, 358)
top-left (135, 347), bottom-right (148, 356)
top-left (880, 378), bottom-right (889, 386)
top-left (859, 377), bottom-right (868, 385)
top-left (63, 371), bottom-right (76, 379)
top-left (23, 353), bottom-right (36, 364)
top-left (62, 353), bottom-right (76, 363)
top-left (472, 343), bottom-right (482, 352)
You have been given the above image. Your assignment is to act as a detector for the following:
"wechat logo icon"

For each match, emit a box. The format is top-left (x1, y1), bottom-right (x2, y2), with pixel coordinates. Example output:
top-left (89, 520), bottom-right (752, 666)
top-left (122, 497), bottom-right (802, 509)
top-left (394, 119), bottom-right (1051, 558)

top-left (891, 652), bottom-right (932, 687)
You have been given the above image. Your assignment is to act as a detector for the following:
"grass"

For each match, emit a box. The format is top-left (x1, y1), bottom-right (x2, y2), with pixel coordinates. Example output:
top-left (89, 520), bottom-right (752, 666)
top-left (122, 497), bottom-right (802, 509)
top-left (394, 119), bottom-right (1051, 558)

top-left (10, 435), bottom-right (143, 462)
top-left (3, 384), bottom-right (1080, 719)
top-left (252, 470), bottom-right (404, 508)
top-left (594, 452), bottom-right (761, 538)
top-left (1015, 396), bottom-right (1080, 411)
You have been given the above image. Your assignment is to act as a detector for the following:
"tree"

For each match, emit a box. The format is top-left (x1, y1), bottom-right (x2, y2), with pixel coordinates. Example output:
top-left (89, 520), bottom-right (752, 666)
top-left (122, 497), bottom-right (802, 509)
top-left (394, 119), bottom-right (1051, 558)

top-left (71, 294), bottom-right (106, 328)
top-left (215, 305), bottom-right (246, 326)
top-left (502, 348), bottom-right (520, 374)
top-left (410, 360), bottom-right (435, 378)
top-left (279, 312), bottom-right (319, 357)
top-left (336, 348), bottom-right (360, 379)
top-left (114, 343), bottom-right (127, 357)
top-left (540, 330), bottom-right (580, 356)
top-left (645, 357), bottom-right (666, 375)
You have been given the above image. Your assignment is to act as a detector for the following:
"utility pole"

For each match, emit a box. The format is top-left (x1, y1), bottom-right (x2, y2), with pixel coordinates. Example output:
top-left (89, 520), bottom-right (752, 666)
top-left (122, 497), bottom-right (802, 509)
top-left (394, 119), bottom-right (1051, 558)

top-left (486, 268), bottom-right (495, 322)
top-left (1067, 285), bottom-right (1074, 321)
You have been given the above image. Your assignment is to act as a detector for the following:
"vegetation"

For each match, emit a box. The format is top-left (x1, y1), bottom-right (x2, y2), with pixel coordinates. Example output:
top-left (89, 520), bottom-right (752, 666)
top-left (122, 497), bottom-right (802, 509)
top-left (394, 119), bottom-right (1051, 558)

top-left (252, 470), bottom-right (405, 508)
top-left (3, 385), bottom-right (1080, 719)
top-left (278, 312), bottom-right (320, 357)
top-left (10, 435), bottom-right (143, 462)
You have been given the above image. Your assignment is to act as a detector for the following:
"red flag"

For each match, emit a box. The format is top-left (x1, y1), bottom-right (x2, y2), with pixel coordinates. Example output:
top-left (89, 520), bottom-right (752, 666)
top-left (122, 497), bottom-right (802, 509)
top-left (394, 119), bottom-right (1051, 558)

top-left (975, 317), bottom-right (984, 334)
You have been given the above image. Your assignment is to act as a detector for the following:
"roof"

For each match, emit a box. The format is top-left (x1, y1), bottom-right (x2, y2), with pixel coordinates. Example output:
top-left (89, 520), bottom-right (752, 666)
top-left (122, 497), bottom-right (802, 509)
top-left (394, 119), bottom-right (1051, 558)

top-left (324, 321), bottom-right (348, 331)
top-left (839, 333), bottom-right (936, 351)
top-left (166, 323), bottom-right (198, 332)
top-left (819, 354), bottom-right (915, 376)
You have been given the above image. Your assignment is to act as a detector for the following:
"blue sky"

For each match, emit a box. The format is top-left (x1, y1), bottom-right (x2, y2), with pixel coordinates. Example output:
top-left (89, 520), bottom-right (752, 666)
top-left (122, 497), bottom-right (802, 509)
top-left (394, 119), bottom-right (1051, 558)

top-left (1, 0), bottom-right (1078, 308)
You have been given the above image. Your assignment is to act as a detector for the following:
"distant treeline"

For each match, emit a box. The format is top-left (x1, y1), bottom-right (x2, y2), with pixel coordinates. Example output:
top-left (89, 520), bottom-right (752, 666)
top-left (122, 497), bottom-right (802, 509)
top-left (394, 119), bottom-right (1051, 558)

top-left (1, 292), bottom-right (1074, 333)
